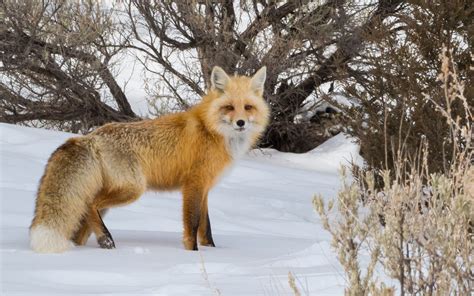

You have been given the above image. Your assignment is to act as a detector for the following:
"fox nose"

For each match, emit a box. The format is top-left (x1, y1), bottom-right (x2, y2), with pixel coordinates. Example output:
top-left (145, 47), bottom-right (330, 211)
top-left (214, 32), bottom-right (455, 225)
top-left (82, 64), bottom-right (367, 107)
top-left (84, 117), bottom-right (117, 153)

top-left (236, 120), bottom-right (245, 127)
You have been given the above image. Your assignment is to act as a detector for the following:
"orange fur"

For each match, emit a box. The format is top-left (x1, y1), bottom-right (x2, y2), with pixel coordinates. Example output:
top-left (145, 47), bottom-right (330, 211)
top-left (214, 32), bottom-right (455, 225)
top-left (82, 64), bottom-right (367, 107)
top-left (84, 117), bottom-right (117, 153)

top-left (30, 66), bottom-right (269, 252)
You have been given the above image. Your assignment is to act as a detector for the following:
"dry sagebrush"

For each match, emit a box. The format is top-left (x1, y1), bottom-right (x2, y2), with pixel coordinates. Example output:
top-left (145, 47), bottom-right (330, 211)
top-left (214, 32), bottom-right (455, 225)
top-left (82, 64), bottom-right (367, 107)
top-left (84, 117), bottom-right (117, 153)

top-left (337, 0), bottom-right (473, 176)
top-left (314, 49), bottom-right (473, 295)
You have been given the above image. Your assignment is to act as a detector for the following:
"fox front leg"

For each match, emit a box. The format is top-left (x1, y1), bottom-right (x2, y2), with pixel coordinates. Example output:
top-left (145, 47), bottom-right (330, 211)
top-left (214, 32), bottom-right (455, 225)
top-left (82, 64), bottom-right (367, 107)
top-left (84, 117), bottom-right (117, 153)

top-left (182, 184), bottom-right (207, 251)
top-left (198, 195), bottom-right (215, 247)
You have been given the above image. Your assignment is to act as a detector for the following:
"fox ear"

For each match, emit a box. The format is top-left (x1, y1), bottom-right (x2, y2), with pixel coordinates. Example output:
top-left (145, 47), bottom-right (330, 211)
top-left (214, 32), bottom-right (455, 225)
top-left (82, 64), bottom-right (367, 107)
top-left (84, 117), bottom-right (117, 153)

top-left (211, 66), bottom-right (230, 92)
top-left (250, 66), bottom-right (266, 95)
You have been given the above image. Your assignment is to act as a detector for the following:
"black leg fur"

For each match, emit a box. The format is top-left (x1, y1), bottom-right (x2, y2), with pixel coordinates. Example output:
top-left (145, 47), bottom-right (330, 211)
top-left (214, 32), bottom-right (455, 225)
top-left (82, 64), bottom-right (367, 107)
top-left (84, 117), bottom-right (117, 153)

top-left (204, 213), bottom-right (215, 247)
top-left (96, 210), bottom-right (115, 249)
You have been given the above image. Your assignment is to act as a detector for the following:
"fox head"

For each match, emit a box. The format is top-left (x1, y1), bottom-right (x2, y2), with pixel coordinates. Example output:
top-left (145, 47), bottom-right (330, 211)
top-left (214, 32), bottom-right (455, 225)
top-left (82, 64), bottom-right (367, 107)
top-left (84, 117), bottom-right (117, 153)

top-left (205, 66), bottom-right (270, 139)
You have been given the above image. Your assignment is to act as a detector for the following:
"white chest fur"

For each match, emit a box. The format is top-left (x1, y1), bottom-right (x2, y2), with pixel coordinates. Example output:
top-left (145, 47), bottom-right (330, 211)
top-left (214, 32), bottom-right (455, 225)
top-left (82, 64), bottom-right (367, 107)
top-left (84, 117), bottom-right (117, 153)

top-left (226, 133), bottom-right (252, 159)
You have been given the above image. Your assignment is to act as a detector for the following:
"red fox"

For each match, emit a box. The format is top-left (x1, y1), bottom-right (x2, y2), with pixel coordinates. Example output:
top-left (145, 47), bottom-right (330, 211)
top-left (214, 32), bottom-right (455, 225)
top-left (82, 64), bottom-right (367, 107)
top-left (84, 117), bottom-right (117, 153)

top-left (30, 66), bottom-right (269, 253)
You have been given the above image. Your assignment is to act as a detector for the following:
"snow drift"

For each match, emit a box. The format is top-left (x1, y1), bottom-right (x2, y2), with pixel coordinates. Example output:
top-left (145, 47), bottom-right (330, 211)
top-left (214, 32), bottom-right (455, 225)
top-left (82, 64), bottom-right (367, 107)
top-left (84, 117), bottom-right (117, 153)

top-left (0, 123), bottom-right (361, 295)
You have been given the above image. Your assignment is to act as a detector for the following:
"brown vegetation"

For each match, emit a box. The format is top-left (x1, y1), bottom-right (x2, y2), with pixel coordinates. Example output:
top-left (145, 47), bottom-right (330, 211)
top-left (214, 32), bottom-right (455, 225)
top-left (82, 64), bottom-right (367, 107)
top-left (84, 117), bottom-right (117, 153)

top-left (1, 0), bottom-right (136, 132)
top-left (2, 0), bottom-right (404, 151)
top-left (1, 0), bottom-right (471, 157)
top-left (123, 0), bottom-right (404, 152)
top-left (335, 0), bottom-right (473, 174)
top-left (315, 49), bottom-right (473, 295)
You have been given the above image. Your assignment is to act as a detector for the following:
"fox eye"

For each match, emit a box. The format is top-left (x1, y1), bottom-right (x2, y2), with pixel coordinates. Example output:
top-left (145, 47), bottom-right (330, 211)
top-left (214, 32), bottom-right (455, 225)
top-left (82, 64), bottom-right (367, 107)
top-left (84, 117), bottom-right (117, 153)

top-left (224, 105), bottom-right (234, 111)
top-left (244, 105), bottom-right (253, 111)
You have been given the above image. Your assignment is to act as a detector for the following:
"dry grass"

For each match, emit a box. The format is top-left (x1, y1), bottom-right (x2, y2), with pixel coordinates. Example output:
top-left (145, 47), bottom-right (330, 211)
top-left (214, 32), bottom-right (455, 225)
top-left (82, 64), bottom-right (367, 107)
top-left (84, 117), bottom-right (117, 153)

top-left (288, 272), bottom-right (301, 296)
top-left (314, 49), bottom-right (473, 295)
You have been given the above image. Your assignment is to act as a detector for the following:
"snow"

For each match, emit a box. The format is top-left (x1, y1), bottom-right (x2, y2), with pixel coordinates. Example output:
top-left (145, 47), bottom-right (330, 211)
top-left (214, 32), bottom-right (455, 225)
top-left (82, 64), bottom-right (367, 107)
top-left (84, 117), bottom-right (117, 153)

top-left (0, 123), bottom-right (362, 295)
top-left (114, 53), bottom-right (150, 117)
top-left (249, 133), bottom-right (363, 173)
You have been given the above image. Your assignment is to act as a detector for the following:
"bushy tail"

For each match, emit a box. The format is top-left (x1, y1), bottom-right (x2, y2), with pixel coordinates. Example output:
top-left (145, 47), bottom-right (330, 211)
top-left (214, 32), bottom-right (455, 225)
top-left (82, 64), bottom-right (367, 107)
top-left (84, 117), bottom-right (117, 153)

top-left (30, 224), bottom-right (73, 253)
top-left (30, 138), bottom-right (102, 253)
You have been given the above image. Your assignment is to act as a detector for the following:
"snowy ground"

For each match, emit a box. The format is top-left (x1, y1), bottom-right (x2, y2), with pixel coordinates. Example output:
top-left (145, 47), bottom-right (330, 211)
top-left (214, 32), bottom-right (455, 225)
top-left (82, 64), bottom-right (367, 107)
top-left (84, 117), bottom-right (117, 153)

top-left (0, 123), bottom-right (362, 295)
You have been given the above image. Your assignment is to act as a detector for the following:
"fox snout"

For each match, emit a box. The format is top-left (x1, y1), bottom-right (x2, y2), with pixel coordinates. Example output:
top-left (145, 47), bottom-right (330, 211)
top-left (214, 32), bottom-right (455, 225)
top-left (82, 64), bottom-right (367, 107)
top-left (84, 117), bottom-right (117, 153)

top-left (219, 110), bottom-right (254, 132)
top-left (234, 119), bottom-right (246, 131)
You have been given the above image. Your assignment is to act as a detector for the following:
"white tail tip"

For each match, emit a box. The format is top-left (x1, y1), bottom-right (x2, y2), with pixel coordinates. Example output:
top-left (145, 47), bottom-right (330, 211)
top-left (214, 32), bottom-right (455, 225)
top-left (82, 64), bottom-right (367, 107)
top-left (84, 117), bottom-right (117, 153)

top-left (30, 225), bottom-right (73, 253)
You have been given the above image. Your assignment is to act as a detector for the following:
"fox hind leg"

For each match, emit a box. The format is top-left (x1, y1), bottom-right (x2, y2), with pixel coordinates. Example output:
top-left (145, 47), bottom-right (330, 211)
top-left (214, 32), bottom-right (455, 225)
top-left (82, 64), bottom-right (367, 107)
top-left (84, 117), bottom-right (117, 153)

top-left (77, 207), bottom-right (115, 249)
top-left (88, 186), bottom-right (144, 249)
top-left (72, 209), bottom-right (109, 246)
top-left (91, 209), bottom-right (115, 249)
top-left (71, 215), bottom-right (92, 246)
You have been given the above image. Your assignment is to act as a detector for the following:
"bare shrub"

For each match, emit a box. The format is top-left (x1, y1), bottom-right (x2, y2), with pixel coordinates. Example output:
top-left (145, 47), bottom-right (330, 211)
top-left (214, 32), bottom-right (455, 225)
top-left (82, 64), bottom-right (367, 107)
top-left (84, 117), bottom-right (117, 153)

top-left (2, 0), bottom-right (405, 146)
top-left (336, 0), bottom-right (473, 174)
top-left (2, 0), bottom-right (470, 157)
top-left (0, 0), bottom-right (136, 133)
top-left (122, 0), bottom-right (404, 152)
top-left (314, 49), bottom-right (473, 295)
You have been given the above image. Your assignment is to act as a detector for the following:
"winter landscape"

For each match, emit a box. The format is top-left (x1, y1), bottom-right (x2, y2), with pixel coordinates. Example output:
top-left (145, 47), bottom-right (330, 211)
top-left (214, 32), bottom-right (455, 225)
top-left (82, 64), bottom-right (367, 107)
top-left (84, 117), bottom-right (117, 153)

top-left (1, 1), bottom-right (472, 295)
top-left (1, 123), bottom-right (361, 295)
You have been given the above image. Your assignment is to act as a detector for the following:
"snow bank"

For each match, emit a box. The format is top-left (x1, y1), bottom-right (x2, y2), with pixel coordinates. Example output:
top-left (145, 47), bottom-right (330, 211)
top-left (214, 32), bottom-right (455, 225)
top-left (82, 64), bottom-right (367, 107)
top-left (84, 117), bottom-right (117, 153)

top-left (249, 133), bottom-right (363, 173)
top-left (0, 123), bottom-right (361, 295)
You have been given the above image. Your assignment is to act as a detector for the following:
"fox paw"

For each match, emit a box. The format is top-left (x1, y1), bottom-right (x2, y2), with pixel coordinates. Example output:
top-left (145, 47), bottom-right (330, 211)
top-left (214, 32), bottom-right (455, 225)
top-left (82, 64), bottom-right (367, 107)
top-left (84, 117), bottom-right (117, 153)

top-left (183, 238), bottom-right (198, 251)
top-left (200, 240), bottom-right (216, 247)
top-left (98, 236), bottom-right (115, 249)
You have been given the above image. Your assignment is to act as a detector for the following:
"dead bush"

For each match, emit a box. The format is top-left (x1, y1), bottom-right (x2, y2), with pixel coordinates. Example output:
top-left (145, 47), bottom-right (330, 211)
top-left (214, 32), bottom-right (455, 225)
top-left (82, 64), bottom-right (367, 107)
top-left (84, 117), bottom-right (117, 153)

top-left (314, 49), bottom-right (473, 295)
top-left (335, 0), bottom-right (473, 175)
